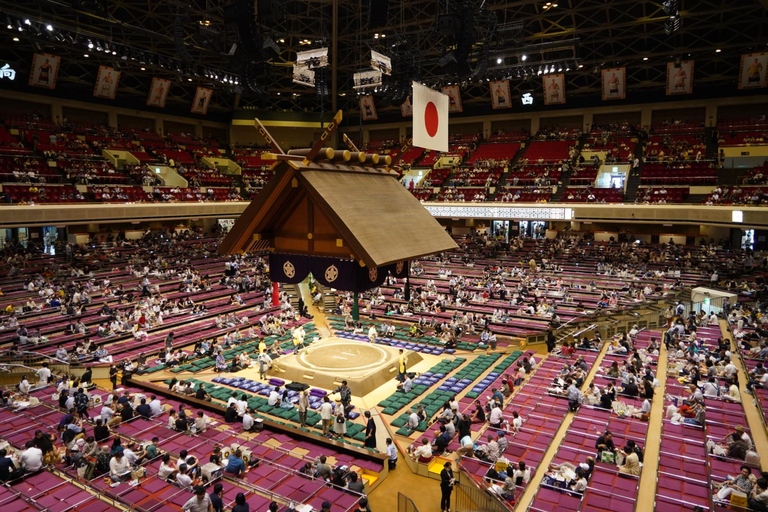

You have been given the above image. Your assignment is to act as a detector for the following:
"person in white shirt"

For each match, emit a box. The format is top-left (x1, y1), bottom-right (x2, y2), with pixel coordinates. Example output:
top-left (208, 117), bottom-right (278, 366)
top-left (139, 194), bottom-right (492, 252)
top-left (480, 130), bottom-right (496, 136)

top-left (123, 444), bottom-right (139, 466)
top-left (36, 364), bottom-right (52, 387)
top-left (242, 409), bottom-right (254, 431)
top-left (20, 441), bottom-right (43, 473)
top-left (409, 438), bottom-right (433, 461)
top-left (175, 464), bottom-right (194, 490)
top-left (157, 453), bottom-right (176, 480)
top-left (489, 405), bottom-right (504, 428)
top-left (385, 437), bottom-right (398, 469)
top-left (18, 376), bottom-right (30, 397)
top-left (101, 404), bottom-right (115, 423)
top-left (109, 451), bottom-right (131, 482)
top-left (511, 411), bottom-right (523, 432)
top-left (235, 396), bottom-right (247, 417)
top-left (319, 396), bottom-right (334, 436)
top-left (267, 387), bottom-right (281, 407)
top-left (400, 375), bottom-right (413, 394)
top-left (148, 396), bottom-right (163, 416)
top-left (407, 409), bottom-right (420, 431)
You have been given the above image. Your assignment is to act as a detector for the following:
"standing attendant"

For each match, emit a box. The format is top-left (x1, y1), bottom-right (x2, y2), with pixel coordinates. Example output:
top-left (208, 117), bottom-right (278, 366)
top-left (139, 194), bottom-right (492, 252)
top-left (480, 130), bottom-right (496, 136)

top-left (109, 365), bottom-right (118, 390)
top-left (397, 349), bottom-right (407, 382)
top-left (440, 462), bottom-right (455, 512)
top-left (364, 411), bottom-right (377, 449)
top-left (298, 390), bottom-right (309, 427)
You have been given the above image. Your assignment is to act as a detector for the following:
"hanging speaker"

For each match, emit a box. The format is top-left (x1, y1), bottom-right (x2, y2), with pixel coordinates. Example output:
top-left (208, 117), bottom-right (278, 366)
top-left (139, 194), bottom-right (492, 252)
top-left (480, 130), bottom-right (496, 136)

top-left (367, 0), bottom-right (389, 28)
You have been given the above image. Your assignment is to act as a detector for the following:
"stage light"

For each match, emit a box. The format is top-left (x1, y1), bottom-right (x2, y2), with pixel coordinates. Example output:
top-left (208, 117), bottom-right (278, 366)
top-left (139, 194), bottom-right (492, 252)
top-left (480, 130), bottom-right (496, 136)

top-left (83, 53), bottom-right (89, 57)
top-left (558, 65), bottom-right (563, 72)
top-left (6, 24), bottom-right (11, 30)
top-left (187, 78), bottom-right (192, 81)
top-left (715, 48), bottom-right (721, 53)
top-left (45, 24), bottom-right (53, 31)
top-left (496, 58), bottom-right (502, 64)
top-left (643, 57), bottom-right (648, 61)
top-left (12, 36), bottom-right (19, 41)
top-left (23, 19), bottom-right (30, 25)
top-left (88, 40), bottom-right (93, 49)
top-left (140, 67), bottom-right (145, 70)
top-left (537, 66), bottom-right (542, 75)
top-left (521, 54), bottom-right (527, 61)
top-left (112, 50), bottom-right (117, 55)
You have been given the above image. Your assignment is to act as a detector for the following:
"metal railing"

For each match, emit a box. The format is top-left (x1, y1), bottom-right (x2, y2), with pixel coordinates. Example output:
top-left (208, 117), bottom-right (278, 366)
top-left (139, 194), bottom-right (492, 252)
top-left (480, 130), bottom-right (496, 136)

top-left (454, 481), bottom-right (512, 512)
top-left (398, 493), bottom-right (420, 512)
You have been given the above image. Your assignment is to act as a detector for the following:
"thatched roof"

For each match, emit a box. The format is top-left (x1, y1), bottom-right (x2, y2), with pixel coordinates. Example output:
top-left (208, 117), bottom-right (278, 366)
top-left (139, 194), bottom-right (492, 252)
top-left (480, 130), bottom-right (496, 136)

top-left (219, 156), bottom-right (457, 268)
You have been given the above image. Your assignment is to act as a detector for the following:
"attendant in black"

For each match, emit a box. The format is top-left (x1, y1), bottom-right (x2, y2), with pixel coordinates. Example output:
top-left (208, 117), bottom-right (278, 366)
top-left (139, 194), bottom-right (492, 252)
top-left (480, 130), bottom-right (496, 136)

top-left (595, 431), bottom-right (615, 453)
top-left (119, 402), bottom-right (134, 423)
top-left (94, 419), bottom-right (110, 442)
top-left (209, 483), bottom-right (224, 512)
top-left (440, 462), bottom-right (455, 512)
top-left (364, 411), bottom-right (377, 449)
top-left (0, 449), bottom-right (20, 482)
top-left (136, 398), bottom-right (152, 419)
top-left (224, 403), bottom-right (238, 423)
top-left (109, 365), bottom-right (118, 390)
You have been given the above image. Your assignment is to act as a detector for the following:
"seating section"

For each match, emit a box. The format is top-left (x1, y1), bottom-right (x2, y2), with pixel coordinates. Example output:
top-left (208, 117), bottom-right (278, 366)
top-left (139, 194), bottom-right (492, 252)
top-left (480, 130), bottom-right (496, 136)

top-left (465, 143), bottom-right (520, 166)
top-left (496, 187), bottom-right (553, 203)
top-left (561, 187), bottom-right (624, 203)
top-left (640, 163), bottom-right (717, 185)
top-left (521, 141), bottom-right (575, 163)
top-left (636, 187), bottom-right (689, 203)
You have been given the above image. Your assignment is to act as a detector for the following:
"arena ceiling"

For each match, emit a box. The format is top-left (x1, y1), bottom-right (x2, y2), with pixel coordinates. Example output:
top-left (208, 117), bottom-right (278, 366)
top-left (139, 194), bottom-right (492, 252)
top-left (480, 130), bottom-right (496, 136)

top-left (0, 0), bottom-right (766, 121)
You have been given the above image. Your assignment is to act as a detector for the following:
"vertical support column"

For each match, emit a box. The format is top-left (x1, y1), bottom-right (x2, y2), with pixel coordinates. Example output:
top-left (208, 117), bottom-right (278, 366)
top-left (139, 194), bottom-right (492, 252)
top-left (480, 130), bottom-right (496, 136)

top-left (530, 115), bottom-right (541, 135)
top-left (155, 118), bottom-right (163, 137)
top-left (640, 107), bottom-right (653, 129)
top-left (352, 291), bottom-right (360, 321)
top-left (107, 111), bottom-right (118, 129)
top-left (272, 282), bottom-right (279, 306)
top-left (583, 112), bottom-right (594, 133)
top-left (330, 0), bottom-right (339, 149)
top-left (51, 103), bottom-right (63, 125)
top-left (483, 119), bottom-right (492, 140)
top-left (705, 105), bottom-right (718, 128)
top-left (399, 125), bottom-right (407, 143)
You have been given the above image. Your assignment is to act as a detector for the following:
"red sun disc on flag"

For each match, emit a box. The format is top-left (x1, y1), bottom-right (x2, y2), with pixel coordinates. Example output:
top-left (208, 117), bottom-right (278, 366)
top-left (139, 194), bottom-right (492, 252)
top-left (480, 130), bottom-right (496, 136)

top-left (424, 101), bottom-right (439, 137)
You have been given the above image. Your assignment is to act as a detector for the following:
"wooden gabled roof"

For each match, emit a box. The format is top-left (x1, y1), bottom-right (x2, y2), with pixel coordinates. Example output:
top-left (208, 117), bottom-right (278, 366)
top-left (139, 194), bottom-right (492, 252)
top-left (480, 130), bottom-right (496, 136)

top-left (218, 112), bottom-right (457, 268)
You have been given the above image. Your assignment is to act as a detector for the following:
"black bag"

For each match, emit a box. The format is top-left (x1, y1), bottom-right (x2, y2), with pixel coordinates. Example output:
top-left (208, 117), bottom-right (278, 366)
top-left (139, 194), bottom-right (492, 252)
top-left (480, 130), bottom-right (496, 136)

top-left (336, 415), bottom-right (345, 424)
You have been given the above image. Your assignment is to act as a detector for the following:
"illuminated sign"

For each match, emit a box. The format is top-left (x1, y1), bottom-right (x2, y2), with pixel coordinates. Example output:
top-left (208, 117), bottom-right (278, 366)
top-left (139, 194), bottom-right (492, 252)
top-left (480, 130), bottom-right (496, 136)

top-left (521, 92), bottom-right (534, 105)
top-left (0, 64), bottom-right (16, 80)
top-left (424, 204), bottom-right (572, 220)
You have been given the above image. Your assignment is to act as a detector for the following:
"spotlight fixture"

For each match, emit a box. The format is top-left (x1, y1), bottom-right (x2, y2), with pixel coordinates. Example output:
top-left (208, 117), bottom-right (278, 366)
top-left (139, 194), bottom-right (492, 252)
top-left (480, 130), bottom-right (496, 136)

top-left (496, 58), bottom-right (502, 64)
top-left (88, 40), bottom-right (93, 49)
top-left (45, 24), bottom-right (53, 31)
top-left (715, 48), bottom-right (721, 53)
top-left (643, 56), bottom-right (648, 61)
top-left (521, 54), bottom-right (527, 61)
top-left (140, 67), bottom-right (145, 70)
top-left (23, 19), bottom-right (30, 25)
top-left (664, 13), bottom-right (681, 35)
top-left (12, 36), bottom-right (19, 41)
top-left (537, 66), bottom-right (542, 75)
top-left (83, 53), bottom-right (89, 57)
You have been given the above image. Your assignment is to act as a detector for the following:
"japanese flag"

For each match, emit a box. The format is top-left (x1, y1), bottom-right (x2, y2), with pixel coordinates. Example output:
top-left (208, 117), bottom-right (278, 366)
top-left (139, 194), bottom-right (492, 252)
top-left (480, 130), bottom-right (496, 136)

top-left (412, 81), bottom-right (449, 153)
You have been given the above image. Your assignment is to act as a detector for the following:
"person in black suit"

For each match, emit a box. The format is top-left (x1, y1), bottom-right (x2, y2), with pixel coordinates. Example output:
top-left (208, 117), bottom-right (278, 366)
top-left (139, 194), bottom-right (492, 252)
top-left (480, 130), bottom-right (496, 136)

top-left (440, 461), bottom-right (455, 512)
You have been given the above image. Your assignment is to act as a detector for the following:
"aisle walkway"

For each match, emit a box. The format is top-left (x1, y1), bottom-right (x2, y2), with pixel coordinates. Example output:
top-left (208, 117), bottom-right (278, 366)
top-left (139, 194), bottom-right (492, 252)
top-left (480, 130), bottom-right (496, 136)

top-left (512, 338), bottom-right (611, 510)
top-left (634, 333), bottom-right (669, 511)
